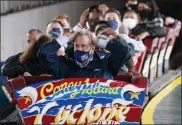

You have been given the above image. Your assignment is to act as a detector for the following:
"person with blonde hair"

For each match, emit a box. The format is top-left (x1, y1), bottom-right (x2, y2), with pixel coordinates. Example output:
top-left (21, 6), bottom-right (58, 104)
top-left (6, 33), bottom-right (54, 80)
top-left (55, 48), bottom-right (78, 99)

top-left (98, 4), bottom-right (109, 15)
top-left (54, 14), bottom-right (72, 35)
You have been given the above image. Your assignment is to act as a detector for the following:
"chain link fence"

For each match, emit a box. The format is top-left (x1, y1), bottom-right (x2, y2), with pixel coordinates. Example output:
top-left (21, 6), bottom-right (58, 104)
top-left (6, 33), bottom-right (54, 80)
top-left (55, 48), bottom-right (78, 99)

top-left (1, 0), bottom-right (62, 15)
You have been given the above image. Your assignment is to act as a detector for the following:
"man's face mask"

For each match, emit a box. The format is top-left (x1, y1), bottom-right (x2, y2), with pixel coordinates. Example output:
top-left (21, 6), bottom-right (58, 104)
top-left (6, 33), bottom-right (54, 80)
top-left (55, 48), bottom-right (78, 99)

top-left (108, 20), bottom-right (118, 30)
top-left (74, 48), bottom-right (94, 68)
top-left (88, 19), bottom-right (98, 31)
top-left (123, 18), bottom-right (137, 30)
top-left (74, 50), bottom-right (90, 63)
top-left (127, 0), bottom-right (138, 9)
top-left (51, 28), bottom-right (61, 38)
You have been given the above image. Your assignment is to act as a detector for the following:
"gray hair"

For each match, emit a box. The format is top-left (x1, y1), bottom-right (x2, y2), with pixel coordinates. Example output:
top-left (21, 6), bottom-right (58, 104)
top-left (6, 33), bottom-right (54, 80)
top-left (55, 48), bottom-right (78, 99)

top-left (76, 30), bottom-right (92, 42)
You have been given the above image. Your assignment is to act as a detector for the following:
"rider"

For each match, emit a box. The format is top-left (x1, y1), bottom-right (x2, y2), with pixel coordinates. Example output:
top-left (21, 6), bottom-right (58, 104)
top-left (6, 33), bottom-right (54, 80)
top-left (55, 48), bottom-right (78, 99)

top-left (39, 30), bottom-right (132, 79)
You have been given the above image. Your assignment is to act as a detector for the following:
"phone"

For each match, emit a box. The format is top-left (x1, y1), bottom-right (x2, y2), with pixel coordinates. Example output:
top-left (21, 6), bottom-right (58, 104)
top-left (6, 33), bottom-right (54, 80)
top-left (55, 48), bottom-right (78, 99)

top-left (52, 28), bottom-right (61, 34)
top-left (51, 28), bottom-right (61, 38)
top-left (63, 28), bottom-right (70, 33)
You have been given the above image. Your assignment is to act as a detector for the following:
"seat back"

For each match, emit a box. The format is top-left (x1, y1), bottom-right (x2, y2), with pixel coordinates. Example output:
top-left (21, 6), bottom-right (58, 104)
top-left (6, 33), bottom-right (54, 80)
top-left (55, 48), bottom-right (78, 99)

top-left (135, 50), bottom-right (146, 73)
top-left (141, 37), bottom-right (159, 78)
top-left (144, 37), bottom-right (159, 54)
top-left (157, 37), bottom-right (168, 78)
top-left (114, 73), bottom-right (133, 82)
top-left (149, 47), bottom-right (159, 83)
top-left (149, 36), bottom-right (167, 82)
top-left (173, 20), bottom-right (181, 37)
top-left (163, 28), bottom-right (176, 72)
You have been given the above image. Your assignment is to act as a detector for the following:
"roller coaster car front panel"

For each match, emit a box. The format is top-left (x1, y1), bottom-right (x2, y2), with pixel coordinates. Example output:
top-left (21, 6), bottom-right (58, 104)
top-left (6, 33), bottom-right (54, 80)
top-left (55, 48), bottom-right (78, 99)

top-left (5, 75), bottom-right (148, 125)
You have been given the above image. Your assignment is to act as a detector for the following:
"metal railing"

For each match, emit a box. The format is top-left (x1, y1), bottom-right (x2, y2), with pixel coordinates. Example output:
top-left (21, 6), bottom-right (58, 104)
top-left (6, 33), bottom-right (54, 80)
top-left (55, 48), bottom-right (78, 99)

top-left (1, 0), bottom-right (61, 15)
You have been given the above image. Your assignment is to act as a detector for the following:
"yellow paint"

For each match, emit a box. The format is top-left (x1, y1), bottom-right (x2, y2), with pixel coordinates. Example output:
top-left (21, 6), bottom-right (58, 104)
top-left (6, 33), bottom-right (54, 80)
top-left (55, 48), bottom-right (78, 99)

top-left (34, 114), bottom-right (40, 124)
top-left (142, 76), bottom-right (181, 124)
top-left (23, 96), bottom-right (31, 104)
top-left (129, 92), bottom-right (140, 100)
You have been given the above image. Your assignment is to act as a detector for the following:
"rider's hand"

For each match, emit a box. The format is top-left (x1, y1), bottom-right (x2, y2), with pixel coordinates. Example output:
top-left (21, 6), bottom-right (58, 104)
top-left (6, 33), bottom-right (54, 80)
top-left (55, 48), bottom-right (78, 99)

top-left (136, 32), bottom-right (150, 40)
top-left (102, 28), bottom-right (119, 37)
top-left (165, 17), bottom-right (175, 26)
top-left (67, 31), bottom-right (78, 41)
top-left (79, 8), bottom-right (90, 27)
top-left (23, 72), bottom-right (32, 76)
top-left (57, 46), bottom-right (65, 56)
top-left (91, 33), bottom-right (99, 45)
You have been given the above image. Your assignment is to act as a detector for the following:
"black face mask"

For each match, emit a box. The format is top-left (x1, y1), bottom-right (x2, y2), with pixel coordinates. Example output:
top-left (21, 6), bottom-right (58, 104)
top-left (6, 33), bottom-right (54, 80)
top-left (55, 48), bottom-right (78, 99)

top-left (88, 20), bottom-right (95, 27)
top-left (138, 9), bottom-right (151, 20)
top-left (88, 19), bottom-right (98, 31)
top-left (128, 4), bottom-right (138, 11)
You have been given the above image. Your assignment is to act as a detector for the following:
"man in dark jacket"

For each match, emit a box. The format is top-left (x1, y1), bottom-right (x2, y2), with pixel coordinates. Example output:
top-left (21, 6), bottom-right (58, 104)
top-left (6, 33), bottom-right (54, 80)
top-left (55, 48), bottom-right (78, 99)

top-left (39, 30), bottom-right (132, 79)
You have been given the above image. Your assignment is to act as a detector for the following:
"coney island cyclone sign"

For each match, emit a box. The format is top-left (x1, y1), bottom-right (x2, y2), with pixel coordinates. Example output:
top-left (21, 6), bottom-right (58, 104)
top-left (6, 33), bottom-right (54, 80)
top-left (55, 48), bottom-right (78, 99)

top-left (14, 78), bottom-right (147, 124)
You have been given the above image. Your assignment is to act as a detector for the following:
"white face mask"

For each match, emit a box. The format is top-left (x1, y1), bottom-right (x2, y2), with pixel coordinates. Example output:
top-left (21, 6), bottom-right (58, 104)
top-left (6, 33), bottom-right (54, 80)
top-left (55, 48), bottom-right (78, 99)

top-left (123, 18), bottom-right (137, 30)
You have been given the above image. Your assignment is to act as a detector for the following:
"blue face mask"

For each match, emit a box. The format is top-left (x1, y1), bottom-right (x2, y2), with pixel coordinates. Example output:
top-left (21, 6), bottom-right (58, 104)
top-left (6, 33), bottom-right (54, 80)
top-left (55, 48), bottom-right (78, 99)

top-left (74, 50), bottom-right (89, 63)
top-left (108, 20), bottom-right (118, 30)
top-left (51, 28), bottom-right (61, 38)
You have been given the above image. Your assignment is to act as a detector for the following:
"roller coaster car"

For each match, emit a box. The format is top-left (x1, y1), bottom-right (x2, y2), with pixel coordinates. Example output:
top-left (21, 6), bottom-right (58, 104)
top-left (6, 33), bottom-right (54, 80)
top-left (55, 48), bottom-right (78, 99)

top-left (2, 74), bottom-right (148, 125)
